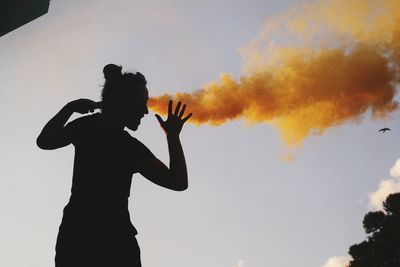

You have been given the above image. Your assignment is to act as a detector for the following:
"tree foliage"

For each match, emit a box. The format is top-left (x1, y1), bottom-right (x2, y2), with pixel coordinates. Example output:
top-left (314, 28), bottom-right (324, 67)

top-left (348, 193), bottom-right (400, 267)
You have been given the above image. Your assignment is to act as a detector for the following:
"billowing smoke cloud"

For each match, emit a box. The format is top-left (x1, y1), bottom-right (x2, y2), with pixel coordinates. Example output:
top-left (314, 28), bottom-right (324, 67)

top-left (369, 158), bottom-right (400, 210)
top-left (149, 0), bottom-right (400, 146)
top-left (321, 256), bottom-right (349, 267)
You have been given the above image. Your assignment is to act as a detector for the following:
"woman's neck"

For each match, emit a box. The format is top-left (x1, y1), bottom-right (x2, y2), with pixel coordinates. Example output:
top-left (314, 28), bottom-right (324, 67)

top-left (100, 111), bottom-right (125, 131)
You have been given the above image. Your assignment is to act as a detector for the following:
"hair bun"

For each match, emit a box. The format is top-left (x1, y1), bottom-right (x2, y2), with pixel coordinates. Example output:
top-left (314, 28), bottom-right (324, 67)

top-left (103, 64), bottom-right (122, 81)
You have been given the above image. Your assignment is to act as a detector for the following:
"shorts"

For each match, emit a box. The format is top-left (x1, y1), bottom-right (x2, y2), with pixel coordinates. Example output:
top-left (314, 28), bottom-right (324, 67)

top-left (55, 204), bottom-right (141, 267)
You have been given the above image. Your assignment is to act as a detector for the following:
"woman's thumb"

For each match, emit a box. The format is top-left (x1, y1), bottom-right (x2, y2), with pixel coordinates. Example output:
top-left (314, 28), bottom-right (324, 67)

top-left (155, 114), bottom-right (164, 125)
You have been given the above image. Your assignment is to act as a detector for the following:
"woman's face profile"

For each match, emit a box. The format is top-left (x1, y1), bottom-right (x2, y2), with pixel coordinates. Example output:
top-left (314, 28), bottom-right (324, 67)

top-left (124, 86), bottom-right (149, 131)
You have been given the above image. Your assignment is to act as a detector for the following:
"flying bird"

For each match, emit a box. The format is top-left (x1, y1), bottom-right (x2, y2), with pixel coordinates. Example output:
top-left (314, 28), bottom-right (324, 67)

top-left (378, 128), bottom-right (391, 133)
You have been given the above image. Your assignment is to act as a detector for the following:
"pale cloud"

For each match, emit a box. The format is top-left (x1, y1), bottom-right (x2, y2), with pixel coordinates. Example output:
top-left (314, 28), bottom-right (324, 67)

top-left (321, 256), bottom-right (349, 267)
top-left (390, 159), bottom-right (400, 178)
top-left (232, 259), bottom-right (245, 267)
top-left (369, 158), bottom-right (400, 210)
top-left (369, 177), bottom-right (400, 210)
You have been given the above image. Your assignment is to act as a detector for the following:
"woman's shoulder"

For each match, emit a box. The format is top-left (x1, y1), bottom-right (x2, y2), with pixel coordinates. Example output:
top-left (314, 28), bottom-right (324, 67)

top-left (65, 113), bottom-right (102, 136)
top-left (123, 132), bottom-right (154, 156)
top-left (123, 131), bottom-right (143, 146)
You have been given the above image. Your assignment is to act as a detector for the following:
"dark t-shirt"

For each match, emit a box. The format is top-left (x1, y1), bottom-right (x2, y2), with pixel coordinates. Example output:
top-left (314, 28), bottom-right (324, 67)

top-left (61, 113), bottom-right (155, 235)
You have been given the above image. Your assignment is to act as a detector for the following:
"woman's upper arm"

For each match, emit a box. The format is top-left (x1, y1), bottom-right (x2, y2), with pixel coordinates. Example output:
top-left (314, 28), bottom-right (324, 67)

top-left (36, 128), bottom-right (72, 150)
top-left (139, 156), bottom-right (172, 188)
top-left (133, 139), bottom-right (177, 190)
top-left (37, 117), bottom-right (82, 150)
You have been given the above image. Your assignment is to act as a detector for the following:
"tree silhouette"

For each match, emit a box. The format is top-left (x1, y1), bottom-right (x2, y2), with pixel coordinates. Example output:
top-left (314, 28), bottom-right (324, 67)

top-left (348, 193), bottom-right (400, 267)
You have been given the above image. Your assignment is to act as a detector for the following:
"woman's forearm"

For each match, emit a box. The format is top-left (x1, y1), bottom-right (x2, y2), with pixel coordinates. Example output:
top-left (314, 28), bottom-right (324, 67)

top-left (167, 134), bottom-right (188, 191)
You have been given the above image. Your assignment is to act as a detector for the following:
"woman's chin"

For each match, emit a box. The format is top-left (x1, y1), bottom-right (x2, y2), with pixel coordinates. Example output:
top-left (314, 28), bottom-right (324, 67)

top-left (127, 125), bottom-right (139, 131)
top-left (127, 121), bottom-right (140, 131)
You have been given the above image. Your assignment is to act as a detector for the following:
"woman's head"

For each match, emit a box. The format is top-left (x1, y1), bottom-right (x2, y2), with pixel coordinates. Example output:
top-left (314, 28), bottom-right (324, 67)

top-left (101, 64), bottom-right (149, 131)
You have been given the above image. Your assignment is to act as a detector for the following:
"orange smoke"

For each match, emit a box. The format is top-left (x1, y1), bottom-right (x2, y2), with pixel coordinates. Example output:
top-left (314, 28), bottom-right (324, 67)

top-left (149, 0), bottom-right (400, 147)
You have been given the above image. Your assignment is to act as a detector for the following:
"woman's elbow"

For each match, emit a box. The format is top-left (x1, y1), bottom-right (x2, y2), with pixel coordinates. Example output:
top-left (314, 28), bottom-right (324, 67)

top-left (36, 135), bottom-right (59, 150)
top-left (171, 181), bottom-right (188, 191)
top-left (36, 135), bottom-right (48, 150)
top-left (174, 186), bottom-right (188, 191)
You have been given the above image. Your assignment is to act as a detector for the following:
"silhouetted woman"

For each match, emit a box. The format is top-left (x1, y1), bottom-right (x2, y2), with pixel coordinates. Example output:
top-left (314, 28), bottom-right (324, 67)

top-left (37, 64), bottom-right (192, 267)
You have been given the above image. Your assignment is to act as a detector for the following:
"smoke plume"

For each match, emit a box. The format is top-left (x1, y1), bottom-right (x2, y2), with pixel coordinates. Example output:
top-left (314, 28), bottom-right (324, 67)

top-left (148, 0), bottom-right (400, 146)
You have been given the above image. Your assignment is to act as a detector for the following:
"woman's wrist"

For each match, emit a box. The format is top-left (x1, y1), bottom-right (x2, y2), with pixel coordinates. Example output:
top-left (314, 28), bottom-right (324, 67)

top-left (166, 133), bottom-right (180, 141)
top-left (64, 102), bottom-right (75, 114)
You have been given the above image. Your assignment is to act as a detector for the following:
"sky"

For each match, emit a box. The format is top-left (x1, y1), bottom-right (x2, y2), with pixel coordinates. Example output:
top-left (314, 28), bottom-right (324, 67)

top-left (1, 0), bottom-right (400, 267)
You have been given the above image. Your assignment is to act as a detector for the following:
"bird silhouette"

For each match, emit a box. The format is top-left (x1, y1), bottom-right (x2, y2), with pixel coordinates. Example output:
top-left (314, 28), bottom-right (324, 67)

top-left (378, 128), bottom-right (391, 133)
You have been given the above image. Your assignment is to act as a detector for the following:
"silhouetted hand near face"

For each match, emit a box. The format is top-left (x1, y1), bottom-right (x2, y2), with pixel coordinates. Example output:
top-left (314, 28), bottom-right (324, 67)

top-left (155, 100), bottom-right (192, 136)
top-left (67, 99), bottom-right (102, 114)
top-left (141, 100), bottom-right (191, 191)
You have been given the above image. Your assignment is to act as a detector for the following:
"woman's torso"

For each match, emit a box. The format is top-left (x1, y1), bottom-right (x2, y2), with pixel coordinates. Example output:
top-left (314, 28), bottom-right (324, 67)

top-left (60, 113), bottom-right (154, 235)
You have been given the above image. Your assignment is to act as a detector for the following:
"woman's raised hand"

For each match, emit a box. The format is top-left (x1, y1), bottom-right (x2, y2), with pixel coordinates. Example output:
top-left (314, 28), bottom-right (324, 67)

top-left (155, 100), bottom-right (192, 137)
top-left (67, 99), bottom-right (102, 114)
